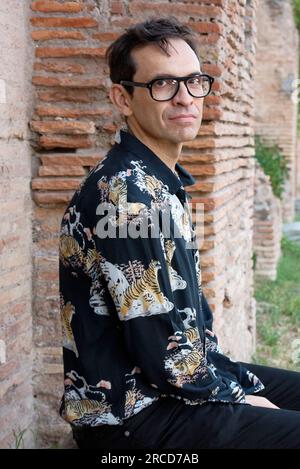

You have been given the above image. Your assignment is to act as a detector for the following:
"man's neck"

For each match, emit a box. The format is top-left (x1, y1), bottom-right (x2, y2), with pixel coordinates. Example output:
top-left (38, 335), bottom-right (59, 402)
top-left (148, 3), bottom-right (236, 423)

top-left (126, 123), bottom-right (182, 172)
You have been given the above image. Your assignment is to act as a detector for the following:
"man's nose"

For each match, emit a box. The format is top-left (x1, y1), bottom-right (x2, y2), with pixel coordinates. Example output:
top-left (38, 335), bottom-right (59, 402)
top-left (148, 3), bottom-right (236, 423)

top-left (172, 81), bottom-right (193, 106)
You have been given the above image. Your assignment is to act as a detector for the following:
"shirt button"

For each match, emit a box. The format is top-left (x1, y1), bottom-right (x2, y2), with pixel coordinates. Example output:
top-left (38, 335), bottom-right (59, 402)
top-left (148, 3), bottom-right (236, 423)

top-left (124, 430), bottom-right (130, 437)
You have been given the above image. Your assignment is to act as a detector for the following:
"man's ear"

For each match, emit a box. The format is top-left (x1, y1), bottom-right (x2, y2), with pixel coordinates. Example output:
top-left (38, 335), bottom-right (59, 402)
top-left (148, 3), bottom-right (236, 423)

top-left (109, 84), bottom-right (133, 117)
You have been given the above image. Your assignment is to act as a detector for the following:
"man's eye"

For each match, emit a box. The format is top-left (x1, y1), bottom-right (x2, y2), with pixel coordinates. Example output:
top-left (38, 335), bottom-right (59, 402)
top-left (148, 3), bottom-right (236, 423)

top-left (154, 80), bottom-right (167, 88)
top-left (154, 79), bottom-right (176, 88)
top-left (188, 77), bottom-right (202, 85)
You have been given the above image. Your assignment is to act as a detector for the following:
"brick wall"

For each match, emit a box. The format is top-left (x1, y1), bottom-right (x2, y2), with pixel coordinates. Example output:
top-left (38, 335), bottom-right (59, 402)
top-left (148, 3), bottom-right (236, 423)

top-left (0, 1), bottom-right (34, 449)
top-left (182, 0), bottom-right (259, 360)
top-left (29, 0), bottom-right (259, 446)
top-left (253, 162), bottom-right (282, 280)
top-left (255, 0), bottom-right (298, 222)
top-left (296, 138), bottom-right (300, 198)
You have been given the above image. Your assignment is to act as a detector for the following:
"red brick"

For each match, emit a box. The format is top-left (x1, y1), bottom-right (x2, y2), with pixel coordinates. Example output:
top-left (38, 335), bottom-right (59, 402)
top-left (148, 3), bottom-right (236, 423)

top-left (33, 191), bottom-right (74, 205)
top-left (103, 123), bottom-right (117, 133)
top-left (216, 136), bottom-right (252, 148)
top-left (111, 18), bottom-right (141, 29)
top-left (188, 181), bottom-right (214, 192)
top-left (184, 138), bottom-right (216, 150)
top-left (35, 238), bottom-right (59, 252)
top-left (198, 122), bottom-right (216, 135)
top-left (192, 32), bottom-right (222, 45)
top-left (202, 271), bottom-right (216, 282)
top-left (201, 94), bottom-right (222, 104)
top-left (30, 120), bottom-right (95, 135)
top-left (92, 32), bottom-right (120, 41)
top-left (191, 194), bottom-right (230, 211)
top-left (32, 76), bottom-right (104, 88)
top-left (129, 2), bottom-right (222, 17)
top-left (253, 220), bottom-right (274, 226)
top-left (87, 3), bottom-right (95, 12)
top-left (32, 177), bottom-right (82, 190)
top-left (39, 134), bottom-right (94, 149)
top-left (202, 64), bottom-right (222, 77)
top-left (39, 154), bottom-right (103, 166)
top-left (38, 89), bottom-right (97, 103)
top-left (33, 268), bottom-right (59, 283)
top-left (190, 22), bottom-right (224, 35)
top-left (183, 164), bottom-right (216, 176)
top-left (35, 105), bottom-right (112, 118)
top-left (31, 30), bottom-right (85, 41)
top-left (199, 0), bottom-right (225, 5)
top-left (256, 229), bottom-right (274, 238)
top-left (30, 17), bottom-right (98, 28)
top-left (179, 153), bottom-right (215, 163)
top-left (202, 108), bottom-right (222, 121)
top-left (38, 165), bottom-right (86, 176)
top-left (201, 255), bottom-right (215, 267)
top-left (31, 1), bottom-right (83, 13)
top-left (34, 61), bottom-right (85, 74)
top-left (35, 47), bottom-right (106, 58)
top-left (201, 240), bottom-right (215, 250)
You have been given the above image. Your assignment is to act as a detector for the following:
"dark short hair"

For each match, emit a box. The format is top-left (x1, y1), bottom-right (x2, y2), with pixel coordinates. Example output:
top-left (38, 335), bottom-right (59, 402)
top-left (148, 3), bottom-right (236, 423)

top-left (105, 17), bottom-right (199, 95)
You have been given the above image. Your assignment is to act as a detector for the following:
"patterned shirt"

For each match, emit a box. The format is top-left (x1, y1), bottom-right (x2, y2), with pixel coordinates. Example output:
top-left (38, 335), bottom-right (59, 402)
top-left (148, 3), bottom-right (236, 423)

top-left (59, 129), bottom-right (264, 427)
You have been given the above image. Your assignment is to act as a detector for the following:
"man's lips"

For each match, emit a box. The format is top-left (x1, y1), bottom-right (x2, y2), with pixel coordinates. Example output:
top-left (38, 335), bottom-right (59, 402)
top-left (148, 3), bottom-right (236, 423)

top-left (169, 114), bottom-right (197, 121)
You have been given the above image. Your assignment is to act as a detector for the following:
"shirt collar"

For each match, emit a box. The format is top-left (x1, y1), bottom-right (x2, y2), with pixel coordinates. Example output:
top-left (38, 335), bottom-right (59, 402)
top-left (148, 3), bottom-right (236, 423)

top-left (117, 129), bottom-right (196, 195)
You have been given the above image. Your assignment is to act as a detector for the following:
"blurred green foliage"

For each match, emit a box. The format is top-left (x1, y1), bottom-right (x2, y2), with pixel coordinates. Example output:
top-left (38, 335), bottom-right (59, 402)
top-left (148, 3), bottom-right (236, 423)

top-left (253, 236), bottom-right (300, 370)
top-left (293, 0), bottom-right (300, 33)
top-left (254, 136), bottom-right (289, 199)
top-left (255, 235), bottom-right (300, 323)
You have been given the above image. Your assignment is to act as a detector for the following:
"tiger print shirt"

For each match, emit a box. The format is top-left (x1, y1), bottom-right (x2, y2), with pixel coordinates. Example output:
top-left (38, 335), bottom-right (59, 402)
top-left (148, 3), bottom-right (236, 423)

top-left (59, 129), bottom-right (264, 428)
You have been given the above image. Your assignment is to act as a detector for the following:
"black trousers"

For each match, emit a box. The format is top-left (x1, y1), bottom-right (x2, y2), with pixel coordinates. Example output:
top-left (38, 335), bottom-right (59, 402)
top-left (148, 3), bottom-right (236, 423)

top-left (72, 362), bottom-right (300, 449)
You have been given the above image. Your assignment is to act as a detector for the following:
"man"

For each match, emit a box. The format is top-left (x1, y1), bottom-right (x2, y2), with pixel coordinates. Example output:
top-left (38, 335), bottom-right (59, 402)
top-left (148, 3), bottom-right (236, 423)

top-left (59, 17), bottom-right (300, 449)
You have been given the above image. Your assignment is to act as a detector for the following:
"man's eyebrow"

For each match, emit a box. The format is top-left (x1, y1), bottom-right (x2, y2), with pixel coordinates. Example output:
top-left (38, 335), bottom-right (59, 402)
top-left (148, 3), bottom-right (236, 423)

top-left (149, 71), bottom-right (202, 81)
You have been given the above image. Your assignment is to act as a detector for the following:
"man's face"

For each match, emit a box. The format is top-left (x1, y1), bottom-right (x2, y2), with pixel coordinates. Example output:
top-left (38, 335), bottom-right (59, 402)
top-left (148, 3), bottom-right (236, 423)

top-left (127, 38), bottom-right (204, 145)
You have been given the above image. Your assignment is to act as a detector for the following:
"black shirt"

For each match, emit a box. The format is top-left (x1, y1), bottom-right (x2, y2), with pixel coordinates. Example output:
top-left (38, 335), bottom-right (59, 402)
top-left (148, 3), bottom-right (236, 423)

top-left (59, 129), bottom-right (264, 427)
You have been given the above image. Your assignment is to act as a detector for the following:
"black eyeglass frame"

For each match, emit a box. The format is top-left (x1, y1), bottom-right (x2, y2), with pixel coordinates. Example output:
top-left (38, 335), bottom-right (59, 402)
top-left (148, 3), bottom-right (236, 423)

top-left (119, 74), bottom-right (214, 102)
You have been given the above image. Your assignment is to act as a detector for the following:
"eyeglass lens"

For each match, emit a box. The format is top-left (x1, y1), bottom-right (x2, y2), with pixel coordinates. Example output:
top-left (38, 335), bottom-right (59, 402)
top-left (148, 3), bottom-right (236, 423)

top-left (151, 76), bottom-right (211, 101)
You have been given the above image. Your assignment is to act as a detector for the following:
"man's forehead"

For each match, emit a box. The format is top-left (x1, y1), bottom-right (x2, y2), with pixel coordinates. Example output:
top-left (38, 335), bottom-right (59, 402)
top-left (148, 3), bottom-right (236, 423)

top-left (132, 39), bottom-right (201, 79)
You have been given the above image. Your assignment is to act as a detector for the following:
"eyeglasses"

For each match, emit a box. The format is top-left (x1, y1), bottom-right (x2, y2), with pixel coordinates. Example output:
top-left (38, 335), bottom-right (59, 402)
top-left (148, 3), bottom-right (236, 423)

top-left (120, 74), bottom-right (214, 102)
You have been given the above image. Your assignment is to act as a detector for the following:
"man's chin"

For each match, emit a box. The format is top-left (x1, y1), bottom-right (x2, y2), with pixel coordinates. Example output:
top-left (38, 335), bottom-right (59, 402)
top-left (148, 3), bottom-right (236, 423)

top-left (176, 127), bottom-right (199, 143)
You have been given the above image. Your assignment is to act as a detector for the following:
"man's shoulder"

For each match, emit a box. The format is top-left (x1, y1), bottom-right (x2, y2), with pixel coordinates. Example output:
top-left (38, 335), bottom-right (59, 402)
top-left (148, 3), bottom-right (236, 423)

top-left (68, 144), bottom-right (153, 211)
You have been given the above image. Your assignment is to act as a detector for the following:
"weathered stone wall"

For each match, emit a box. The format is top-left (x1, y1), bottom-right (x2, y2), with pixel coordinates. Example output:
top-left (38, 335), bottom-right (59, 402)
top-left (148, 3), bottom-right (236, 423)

top-left (28, 0), bottom-right (259, 446)
top-left (255, 0), bottom-right (298, 222)
top-left (0, 0), bottom-right (34, 449)
top-left (253, 162), bottom-right (282, 280)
